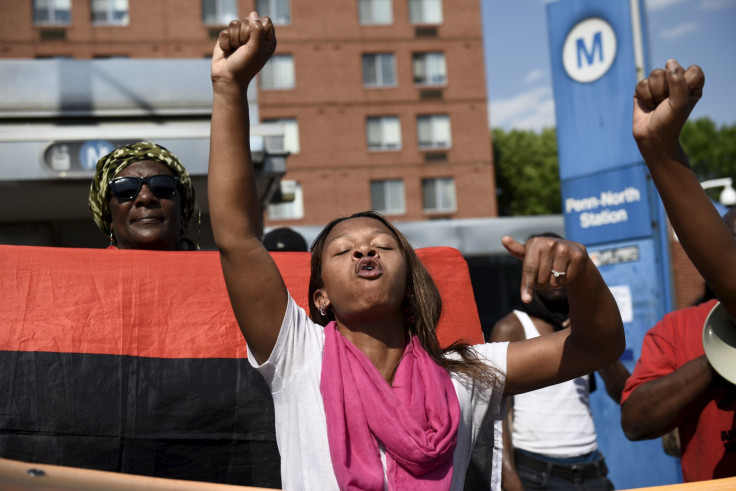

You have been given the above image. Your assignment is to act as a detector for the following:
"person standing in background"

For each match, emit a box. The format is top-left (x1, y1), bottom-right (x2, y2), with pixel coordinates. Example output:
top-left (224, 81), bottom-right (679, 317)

top-left (491, 233), bottom-right (629, 491)
top-left (89, 141), bottom-right (199, 251)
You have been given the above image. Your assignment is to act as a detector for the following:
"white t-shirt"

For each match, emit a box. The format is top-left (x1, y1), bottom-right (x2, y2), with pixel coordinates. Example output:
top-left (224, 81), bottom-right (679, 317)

top-left (248, 294), bottom-right (509, 491)
top-left (510, 310), bottom-right (597, 458)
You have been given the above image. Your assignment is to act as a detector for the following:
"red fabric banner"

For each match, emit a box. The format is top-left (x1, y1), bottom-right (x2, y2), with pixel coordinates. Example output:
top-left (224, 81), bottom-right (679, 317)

top-left (0, 245), bottom-right (483, 358)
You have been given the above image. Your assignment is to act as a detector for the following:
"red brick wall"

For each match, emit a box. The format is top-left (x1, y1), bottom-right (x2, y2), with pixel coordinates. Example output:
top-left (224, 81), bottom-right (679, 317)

top-left (670, 231), bottom-right (708, 309)
top-left (257, 0), bottom-right (495, 226)
top-left (0, 0), bottom-right (232, 58)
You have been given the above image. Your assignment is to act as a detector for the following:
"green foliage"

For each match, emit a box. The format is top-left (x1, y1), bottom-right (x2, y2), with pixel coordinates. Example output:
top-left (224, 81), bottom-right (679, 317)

top-left (680, 118), bottom-right (736, 181)
top-left (492, 127), bottom-right (561, 216)
top-left (491, 118), bottom-right (736, 216)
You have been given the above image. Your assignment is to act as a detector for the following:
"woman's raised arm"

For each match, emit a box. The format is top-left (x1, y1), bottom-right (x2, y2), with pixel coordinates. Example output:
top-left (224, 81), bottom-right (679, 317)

top-left (208, 12), bottom-right (287, 363)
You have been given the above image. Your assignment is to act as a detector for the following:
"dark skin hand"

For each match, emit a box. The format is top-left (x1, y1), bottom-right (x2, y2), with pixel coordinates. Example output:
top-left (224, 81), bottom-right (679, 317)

top-left (633, 60), bottom-right (736, 320)
top-left (499, 236), bottom-right (625, 396)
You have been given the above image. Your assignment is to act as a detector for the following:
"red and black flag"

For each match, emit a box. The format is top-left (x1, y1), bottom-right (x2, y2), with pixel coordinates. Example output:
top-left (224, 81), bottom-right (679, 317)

top-left (0, 245), bottom-right (483, 487)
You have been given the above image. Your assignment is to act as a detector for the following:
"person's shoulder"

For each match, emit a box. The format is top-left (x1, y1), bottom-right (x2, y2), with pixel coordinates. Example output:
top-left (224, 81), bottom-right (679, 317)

top-left (693, 298), bottom-right (720, 316)
top-left (656, 298), bottom-right (719, 330)
top-left (489, 311), bottom-right (525, 342)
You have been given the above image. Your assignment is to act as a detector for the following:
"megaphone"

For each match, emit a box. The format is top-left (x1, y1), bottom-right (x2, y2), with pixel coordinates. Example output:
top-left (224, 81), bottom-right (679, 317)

top-left (702, 302), bottom-right (736, 384)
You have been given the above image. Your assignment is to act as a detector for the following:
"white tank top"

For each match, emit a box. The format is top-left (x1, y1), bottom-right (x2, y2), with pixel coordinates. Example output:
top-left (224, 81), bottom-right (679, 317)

top-left (510, 310), bottom-right (598, 457)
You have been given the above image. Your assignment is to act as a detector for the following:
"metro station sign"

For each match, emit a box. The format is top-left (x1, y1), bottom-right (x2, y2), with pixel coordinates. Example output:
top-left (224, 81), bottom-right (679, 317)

top-left (43, 140), bottom-right (132, 176)
top-left (563, 17), bottom-right (617, 83)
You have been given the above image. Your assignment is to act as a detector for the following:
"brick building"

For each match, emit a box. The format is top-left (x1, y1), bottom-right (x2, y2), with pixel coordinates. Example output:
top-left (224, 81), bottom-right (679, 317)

top-left (0, 0), bottom-right (497, 231)
top-left (254, 0), bottom-right (497, 226)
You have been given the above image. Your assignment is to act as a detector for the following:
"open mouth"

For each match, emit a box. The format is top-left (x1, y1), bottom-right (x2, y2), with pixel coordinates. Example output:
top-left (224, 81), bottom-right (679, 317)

top-left (356, 256), bottom-right (382, 278)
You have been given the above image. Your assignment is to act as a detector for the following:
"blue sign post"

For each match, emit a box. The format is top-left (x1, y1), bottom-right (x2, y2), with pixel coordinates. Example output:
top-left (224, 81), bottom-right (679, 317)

top-left (547, 0), bottom-right (680, 487)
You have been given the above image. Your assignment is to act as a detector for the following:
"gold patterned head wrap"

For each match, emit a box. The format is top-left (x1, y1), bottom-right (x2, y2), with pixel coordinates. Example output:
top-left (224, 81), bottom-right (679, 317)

top-left (88, 142), bottom-right (197, 235)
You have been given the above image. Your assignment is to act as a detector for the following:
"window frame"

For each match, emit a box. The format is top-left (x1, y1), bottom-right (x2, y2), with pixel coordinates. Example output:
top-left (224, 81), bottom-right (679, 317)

top-left (366, 116), bottom-right (402, 151)
top-left (416, 114), bottom-right (452, 150)
top-left (371, 179), bottom-right (406, 215)
top-left (262, 118), bottom-right (300, 155)
top-left (412, 52), bottom-right (447, 86)
top-left (267, 180), bottom-right (305, 220)
top-left (259, 54), bottom-right (296, 90)
top-left (408, 0), bottom-right (443, 25)
top-left (362, 53), bottom-right (397, 88)
top-left (90, 0), bottom-right (129, 26)
top-left (33, 0), bottom-right (71, 25)
top-left (201, 0), bottom-right (238, 26)
top-left (358, 0), bottom-right (393, 25)
top-left (422, 177), bottom-right (456, 213)
top-left (256, 0), bottom-right (291, 25)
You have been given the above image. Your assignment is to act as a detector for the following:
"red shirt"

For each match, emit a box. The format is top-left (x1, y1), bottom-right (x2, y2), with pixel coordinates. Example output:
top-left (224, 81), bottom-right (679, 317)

top-left (621, 299), bottom-right (736, 482)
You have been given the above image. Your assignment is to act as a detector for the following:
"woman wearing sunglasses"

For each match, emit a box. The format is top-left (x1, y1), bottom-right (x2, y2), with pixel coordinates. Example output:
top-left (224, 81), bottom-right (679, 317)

top-left (89, 141), bottom-right (199, 250)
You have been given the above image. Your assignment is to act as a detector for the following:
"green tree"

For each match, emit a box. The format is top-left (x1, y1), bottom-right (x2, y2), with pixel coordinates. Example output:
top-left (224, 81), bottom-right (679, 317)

top-left (680, 117), bottom-right (736, 180)
top-left (492, 118), bottom-right (736, 216)
top-left (492, 127), bottom-right (560, 216)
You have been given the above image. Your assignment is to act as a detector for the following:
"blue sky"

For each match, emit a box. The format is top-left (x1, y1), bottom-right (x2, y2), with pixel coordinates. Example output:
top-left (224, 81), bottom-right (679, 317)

top-left (483, 0), bottom-right (736, 132)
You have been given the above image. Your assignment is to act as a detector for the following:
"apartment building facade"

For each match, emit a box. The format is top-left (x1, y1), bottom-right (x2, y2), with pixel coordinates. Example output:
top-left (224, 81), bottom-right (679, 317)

top-left (0, 0), bottom-right (497, 238)
top-left (254, 0), bottom-right (497, 226)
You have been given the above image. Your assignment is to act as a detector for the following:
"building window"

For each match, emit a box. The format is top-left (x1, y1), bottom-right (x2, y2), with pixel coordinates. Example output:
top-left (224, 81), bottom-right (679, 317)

top-left (417, 114), bottom-right (451, 149)
top-left (260, 54), bottom-right (295, 90)
top-left (413, 52), bottom-right (446, 85)
top-left (371, 180), bottom-right (406, 215)
top-left (256, 0), bottom-right (291, 25)
top-left (33, 0), bottom-right (71, 25)
top-left (267, 181), bottom-right (304, 220)
top-left (362, 53), bottom-right (396, 88)
top-left (358, 0), bottom-right (393, 24)
top-left (408, 0), bottom-right (442, 24)
top-left (263, 118), bottom-right (300, 154)
top-left (366, 116), bottom-right (402, 151)
top-left (422, 178), bottom-right (456, 213)
top-left (91, 0), bottom-right (129, 25)
top-left (202, 0), bottom-right (237, 25)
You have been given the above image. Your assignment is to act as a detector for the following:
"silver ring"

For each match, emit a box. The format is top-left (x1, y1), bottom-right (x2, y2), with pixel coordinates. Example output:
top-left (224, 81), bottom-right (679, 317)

top-left (551, 269), bottom-right (566, 278)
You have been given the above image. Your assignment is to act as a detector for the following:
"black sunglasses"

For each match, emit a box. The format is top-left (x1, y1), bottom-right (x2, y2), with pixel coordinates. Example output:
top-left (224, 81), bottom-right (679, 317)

top-left (108, 175), bottom-right (179, 201)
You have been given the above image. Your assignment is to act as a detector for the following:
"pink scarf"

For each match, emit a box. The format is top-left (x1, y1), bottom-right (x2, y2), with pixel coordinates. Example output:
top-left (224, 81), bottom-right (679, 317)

top-left (320, 322), bottom-right (460, 491)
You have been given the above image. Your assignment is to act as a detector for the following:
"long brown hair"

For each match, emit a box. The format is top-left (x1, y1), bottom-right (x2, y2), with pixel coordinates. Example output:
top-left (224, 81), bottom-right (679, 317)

top-left (308, 210), bottom-right (500, 386)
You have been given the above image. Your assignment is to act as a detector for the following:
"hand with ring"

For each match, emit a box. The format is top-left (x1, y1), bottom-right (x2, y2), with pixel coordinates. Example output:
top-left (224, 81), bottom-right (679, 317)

top-left (501, 235), bottom-right (589, 303)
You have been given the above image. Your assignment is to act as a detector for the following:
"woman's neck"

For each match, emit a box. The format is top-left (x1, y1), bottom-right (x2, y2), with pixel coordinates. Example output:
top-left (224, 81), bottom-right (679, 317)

top-left (336, 317), bottom-right (407, 383)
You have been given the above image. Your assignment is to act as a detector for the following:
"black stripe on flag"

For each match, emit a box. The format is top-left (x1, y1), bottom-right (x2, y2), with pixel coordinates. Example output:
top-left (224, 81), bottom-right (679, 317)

top-left (0, 350), bottom-right (281, 488)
